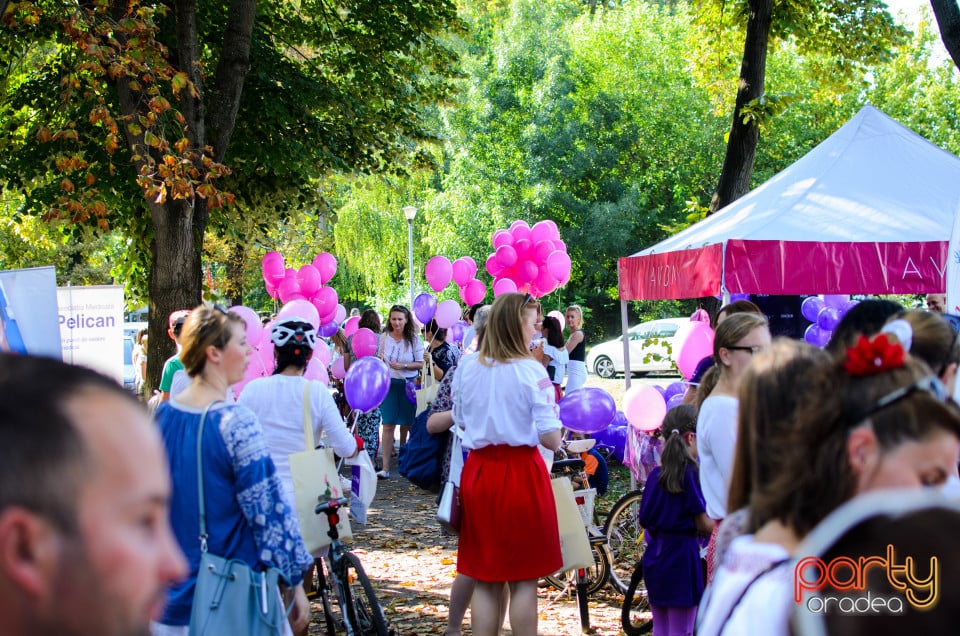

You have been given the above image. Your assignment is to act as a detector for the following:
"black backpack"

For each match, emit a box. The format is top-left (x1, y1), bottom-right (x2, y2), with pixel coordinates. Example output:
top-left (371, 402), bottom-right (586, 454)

top-left (397, 409), bottom-right (449, 493)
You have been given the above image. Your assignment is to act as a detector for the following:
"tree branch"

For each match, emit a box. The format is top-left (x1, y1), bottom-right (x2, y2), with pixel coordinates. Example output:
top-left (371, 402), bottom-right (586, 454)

top-left (931, 0), bottom-right (960, 70)
top-left (206, 0), bottom-right (257, 162)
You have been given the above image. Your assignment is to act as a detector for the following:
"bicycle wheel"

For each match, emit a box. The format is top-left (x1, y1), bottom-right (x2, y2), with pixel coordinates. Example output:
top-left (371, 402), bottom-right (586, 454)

top-left (621, 562), bottom-right (653, 635)
top-left (603, 488), bottom-right (646, 594)
top-left (338, 551), bottom-right (391, 636)
top-left (543, 540), bottom-right (611, 596)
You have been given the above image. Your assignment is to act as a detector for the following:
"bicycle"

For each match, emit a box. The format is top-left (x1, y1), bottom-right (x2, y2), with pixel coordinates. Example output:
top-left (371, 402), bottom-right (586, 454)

top-left (621, 562), bottom-right (653, 635)
top-left (603, 487), bottom-right (645, 594)
top-left (310, 495), bottom-right (393, 636)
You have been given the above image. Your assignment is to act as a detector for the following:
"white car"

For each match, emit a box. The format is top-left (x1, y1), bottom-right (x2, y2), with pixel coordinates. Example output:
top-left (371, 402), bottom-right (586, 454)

top-left (586, 318), bottom-right (686, 378)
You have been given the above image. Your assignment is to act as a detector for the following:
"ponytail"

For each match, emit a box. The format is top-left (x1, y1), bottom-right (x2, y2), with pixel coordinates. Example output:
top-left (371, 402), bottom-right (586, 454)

top-left (657, 403), bottom-right (698, 494)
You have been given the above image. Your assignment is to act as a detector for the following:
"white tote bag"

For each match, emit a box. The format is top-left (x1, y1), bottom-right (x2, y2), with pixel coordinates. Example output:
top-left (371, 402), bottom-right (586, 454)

top-left (289, 382), bottom-right (352, 552)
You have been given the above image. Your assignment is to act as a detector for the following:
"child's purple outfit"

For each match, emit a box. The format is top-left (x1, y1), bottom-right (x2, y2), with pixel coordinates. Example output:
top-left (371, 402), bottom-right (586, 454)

top-left (638, 464), bottom-right (706, 636)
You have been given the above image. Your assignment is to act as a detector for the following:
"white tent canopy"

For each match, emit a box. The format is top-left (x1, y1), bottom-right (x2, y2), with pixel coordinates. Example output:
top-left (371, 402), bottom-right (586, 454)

top-left (618, 105), bottom-right (960, 300)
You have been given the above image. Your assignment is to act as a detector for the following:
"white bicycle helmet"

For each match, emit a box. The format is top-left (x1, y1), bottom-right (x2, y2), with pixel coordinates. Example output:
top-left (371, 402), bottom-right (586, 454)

top-left (270, 316), bottom-right (317, 349)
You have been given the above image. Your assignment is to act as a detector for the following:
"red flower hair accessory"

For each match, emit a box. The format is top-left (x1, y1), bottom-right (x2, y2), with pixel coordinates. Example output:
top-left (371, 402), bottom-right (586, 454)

top-left (843, 334), bottom-right (905, 376)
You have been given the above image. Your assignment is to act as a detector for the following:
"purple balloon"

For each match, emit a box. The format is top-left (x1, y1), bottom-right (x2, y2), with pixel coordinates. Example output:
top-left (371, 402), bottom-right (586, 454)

top-left (652, 385), bottom-right (667, 398)
top-left (817, 306), bottom-right (840, 331)
top-left (593, 424), bottom-right (627, 464)
top-left (405, 379), bottom-right (417, 404)
top-left (344, 357), bottom-right (390, 413)
top-left (413, 292), bottom-right (437, 325)
top-left (801, 296), bottom-right (825, 323)
top-left (662, 381), bottom-right (686, 402)
top-left (612, 410), bottom-right (628, 429)
top-left (559, 387), bottom-right (617, 434)
top-left (449, 320), bottom-right (467, 344)
top-left (666, 393), bottom-right (685, 410)
top-left (318, 320), bottom-right (339, 338)
top-left (804, 324), bottom-right (830, 348)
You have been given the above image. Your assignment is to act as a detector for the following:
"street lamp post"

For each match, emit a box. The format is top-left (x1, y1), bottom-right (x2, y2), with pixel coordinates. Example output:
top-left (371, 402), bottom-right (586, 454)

top-left (403, 206), bottom-right (417, 309)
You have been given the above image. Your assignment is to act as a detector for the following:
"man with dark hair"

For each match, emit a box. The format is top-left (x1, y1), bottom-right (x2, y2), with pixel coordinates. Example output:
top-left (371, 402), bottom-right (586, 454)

top-left (0, 354), bottom-right (186, 636)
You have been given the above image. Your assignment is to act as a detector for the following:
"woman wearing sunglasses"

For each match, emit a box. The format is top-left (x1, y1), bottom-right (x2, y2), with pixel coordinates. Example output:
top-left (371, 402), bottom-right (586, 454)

top-left (697, 333), bottom-right (960, 635)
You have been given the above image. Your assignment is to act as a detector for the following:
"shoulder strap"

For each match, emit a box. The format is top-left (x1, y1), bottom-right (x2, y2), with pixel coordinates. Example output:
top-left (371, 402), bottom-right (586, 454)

top-left (196, 401), bottom-right (219, 552)
top-left (717, 557), bottom-right (790, 630)
top-left (302, 380), bottom-right (314, 449)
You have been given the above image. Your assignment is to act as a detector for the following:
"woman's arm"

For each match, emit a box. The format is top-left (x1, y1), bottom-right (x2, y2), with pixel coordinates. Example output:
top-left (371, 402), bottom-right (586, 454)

top-left (427, 409), bottom-right (454, 434)
top-left (315, 386), bottom-right (359, 458)
top-left (564, 330), bottom-right (583, 354)
top-left (695, 512), bottom-right (715, 536)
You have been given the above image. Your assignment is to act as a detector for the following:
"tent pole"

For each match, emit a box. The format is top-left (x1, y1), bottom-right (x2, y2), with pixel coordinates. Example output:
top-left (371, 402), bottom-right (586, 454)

top-left (620, 298), bottom-right (630, 392)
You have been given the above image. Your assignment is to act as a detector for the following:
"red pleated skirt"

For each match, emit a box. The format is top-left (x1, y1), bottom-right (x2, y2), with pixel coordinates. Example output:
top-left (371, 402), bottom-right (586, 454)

top-left (457, 444), bottom-right (562, 582)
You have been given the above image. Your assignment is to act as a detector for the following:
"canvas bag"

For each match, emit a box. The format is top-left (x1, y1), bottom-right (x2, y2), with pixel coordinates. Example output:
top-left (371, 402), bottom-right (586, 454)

top-left (189, 403), bottom-right (287, 636)
top-left (416, 356), bottom-right (439, 415)
top-left (436, 431), bottom-right (463, 534)
top-left (550, 476), bottom-right (593, 573)
top-left (289, 382), bottom-right (352, 552)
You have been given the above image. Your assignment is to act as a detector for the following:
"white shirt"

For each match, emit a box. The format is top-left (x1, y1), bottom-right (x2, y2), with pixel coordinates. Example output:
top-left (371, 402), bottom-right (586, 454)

top-left (452, 354), bottom-right (562, 449)
top-left (542, 343), bottom-right (568, 385)
top-left (697, 394), bottom-right (739, 520)
top-left (380, 333), bottom-right (425, 380)
top-left (697, 535), bottom-right (792, 636)
top-left (238, 374), bottom-right (356, 505)
top-left (461, 325), bottom-right (477, 353)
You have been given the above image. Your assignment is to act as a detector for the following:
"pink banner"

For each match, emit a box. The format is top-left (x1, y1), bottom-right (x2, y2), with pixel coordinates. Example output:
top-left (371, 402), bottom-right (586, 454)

top-left (618, 245), bottom-right (723, 300)
top-left (724, 240), bottom-right (947, 295)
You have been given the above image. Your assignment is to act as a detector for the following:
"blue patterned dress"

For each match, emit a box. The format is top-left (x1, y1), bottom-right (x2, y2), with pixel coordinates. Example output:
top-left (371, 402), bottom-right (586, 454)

top-left (155, 400), bottom-right (314, 626)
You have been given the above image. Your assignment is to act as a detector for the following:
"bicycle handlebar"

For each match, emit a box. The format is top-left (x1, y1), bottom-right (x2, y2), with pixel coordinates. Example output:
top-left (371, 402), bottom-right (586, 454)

top-left (552, 458), bottom-right (586, 473)
top-left (314, 495), bottom-right (349, 515)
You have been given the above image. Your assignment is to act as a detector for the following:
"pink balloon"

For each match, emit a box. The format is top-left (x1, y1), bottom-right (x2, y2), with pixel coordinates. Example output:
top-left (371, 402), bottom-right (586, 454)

top-left (277, 276), bottom-right (301, 304)
top-left (509, 219), bottom-right (530, 232)
top-left (230, 305), bottom-right (264, 349)
top-left (334, 304), bottom-right (347, 325)
top-left (548, 310), bottom-right (564, 323)
top-left (623, 385), bottom-right (667, 432)
top-left (312, 286), bottom-right (339, 321)
top-left (492, 229), bottom-right (514, 248)
top-left (313, 340), bottom-right (332, 366)
top-left (493, 278), bottom-right (518, 296)
top-left (511, 224), bottom-right (532, 243)
top-left (342, 315), bottom-right (361, 338)
top-left (352, 327), bottom-right (379, 358)
top-left (486, 253), bottom-right (505, 278)
top-left (330, 356), bottom-right (347, 379)
top-left (546, 250), bottom-right (571, 282)
top-left (516, 260), bottom-right (538, 283)
top-left (461, 256), bottom-right (477, 276)
top-left (296, 265), bottom-right (322, 296)
top-left (531, 220), bottom-right (553, 244)
top-left (254, 338), bottom-right (275, 376)
top-left (425, 256), bottom-right (453, 293)
top-left (304, 357), bottom-right (330, 385)
top-left (452, 258), bottom-right (475, 287)
top-left (534, 267), bottom-right (558, 297)
top-left (545, 220), bottom-right (561, 241)
top-left (495, 244), bottom-right (518, 268)
top-left (264, 280), bottom-right (279, 299)
top-left (312, 252), bottom-right (338, 285)
top-left (435, 299), bottom-right (461, 329)
top-left (534, 240), bottom-right (555, 264)
top-left (462, 279), bottom-right (487, 306)
top-left (513, 238), bottom-right (533, 260)
top-left (672, 321), bottom-right (715, 380)
top-left (276, 299), bottom-right (321, 330)
top-left (261, 254), bottom-right (286, 286)
top-left (553, 239), bottom-right (566, 252)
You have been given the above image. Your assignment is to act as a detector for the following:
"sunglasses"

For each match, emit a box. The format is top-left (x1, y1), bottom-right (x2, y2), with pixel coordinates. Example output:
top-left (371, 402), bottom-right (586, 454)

top-left (726, 345), bottom-right (764, 355)
top-left (212, 303), bottom-right (229, 315)
top-left (853, 375), bottom-right (948, 424)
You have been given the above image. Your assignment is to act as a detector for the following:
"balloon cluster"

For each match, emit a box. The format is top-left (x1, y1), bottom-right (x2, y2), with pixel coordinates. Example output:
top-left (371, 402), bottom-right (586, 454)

top-left (801, 295), bottom-right (859, 347)
top-left (261, 251), bottom-right (341, 325)
top-left (485, 220), bottom-right (570, 298)
top-left (424, 256), bottom-right (488, 307)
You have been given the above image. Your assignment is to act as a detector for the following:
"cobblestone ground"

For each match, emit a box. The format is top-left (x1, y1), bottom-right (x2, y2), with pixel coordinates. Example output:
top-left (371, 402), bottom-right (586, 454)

top-left (308, 471), bottom-right (629, 635)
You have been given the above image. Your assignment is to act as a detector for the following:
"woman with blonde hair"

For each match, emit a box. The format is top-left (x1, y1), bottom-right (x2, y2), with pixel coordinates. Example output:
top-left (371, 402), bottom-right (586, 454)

top-left (453, 293), bottom-right (562, 636)
top-left (152, 305), bottom-right (312, 636)
top-left (564, 304), bottom-right (587, 392)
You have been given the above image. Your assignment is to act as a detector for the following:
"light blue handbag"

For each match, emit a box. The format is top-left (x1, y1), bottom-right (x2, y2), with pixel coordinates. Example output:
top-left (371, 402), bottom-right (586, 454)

top-left (188, 403), bottom-right (288, 636)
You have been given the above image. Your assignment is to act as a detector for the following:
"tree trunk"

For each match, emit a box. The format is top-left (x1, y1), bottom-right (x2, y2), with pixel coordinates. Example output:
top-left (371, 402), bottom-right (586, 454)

top-left (225, 241), bottom-right (245, 307)
top-left (931, 0), bottom-right (960, 70)
top-left (708, 0), bottom-right (773, 214)
top-left (145, 201), bottom-right (203, 391)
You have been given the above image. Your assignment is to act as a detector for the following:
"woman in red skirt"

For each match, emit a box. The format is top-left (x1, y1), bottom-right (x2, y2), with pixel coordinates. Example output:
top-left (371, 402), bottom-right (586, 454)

top-left (451, 292), bottom-right (563, 636)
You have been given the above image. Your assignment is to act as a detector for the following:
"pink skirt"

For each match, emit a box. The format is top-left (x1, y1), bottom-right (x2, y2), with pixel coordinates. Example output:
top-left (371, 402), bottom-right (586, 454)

top-left (457, 445), bottom-right (562, 582)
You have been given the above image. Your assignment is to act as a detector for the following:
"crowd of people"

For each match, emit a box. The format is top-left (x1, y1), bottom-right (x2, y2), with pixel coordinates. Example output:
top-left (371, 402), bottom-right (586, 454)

top-left (4, 290), bottom-right (960, 636)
